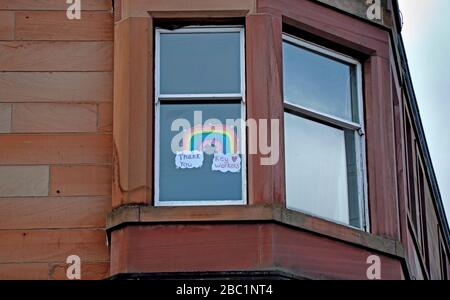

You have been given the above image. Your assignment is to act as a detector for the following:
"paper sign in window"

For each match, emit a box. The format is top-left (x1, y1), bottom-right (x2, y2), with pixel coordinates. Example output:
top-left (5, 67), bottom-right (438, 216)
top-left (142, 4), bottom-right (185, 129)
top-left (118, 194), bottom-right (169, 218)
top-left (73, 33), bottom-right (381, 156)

top-left (175, 124), bottom-right (240, 173)
top-left (175, 150), bottom-right (204, 169)
top-left (212, 153), bottom-right (241, 173)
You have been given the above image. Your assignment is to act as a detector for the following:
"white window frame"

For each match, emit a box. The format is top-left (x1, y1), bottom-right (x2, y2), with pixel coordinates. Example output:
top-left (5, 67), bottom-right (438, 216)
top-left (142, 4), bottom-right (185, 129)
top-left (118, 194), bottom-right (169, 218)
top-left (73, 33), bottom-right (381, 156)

top-left (282, 33), bottom-right (369, 231)
top-left (154, 26), bottom-right (247, 207)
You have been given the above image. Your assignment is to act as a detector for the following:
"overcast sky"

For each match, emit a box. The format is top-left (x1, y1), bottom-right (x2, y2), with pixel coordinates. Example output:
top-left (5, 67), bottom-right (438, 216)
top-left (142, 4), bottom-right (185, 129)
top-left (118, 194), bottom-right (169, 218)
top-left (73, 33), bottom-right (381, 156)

top-left (398, 0), bottom-right (450, 221)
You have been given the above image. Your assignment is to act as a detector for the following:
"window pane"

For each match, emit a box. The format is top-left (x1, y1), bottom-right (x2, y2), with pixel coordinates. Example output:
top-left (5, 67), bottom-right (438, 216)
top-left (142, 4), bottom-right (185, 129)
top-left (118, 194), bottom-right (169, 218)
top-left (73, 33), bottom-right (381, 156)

top-left (284, 112), bottom-right (359, 225)
top-left (159, 103), bottom-right (242, 202)
top-left (283, 40), bottom-right (356, 121)
top-left (344, 130), bottom-right (361, 228)
top-left (160, 31), bottom-right (241, 95)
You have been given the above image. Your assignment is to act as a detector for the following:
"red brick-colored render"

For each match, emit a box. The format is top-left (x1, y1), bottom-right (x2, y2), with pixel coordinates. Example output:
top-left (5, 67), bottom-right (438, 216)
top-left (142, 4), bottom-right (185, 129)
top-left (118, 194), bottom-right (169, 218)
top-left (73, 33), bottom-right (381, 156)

top-left (0, 0), bottom-right (448, 280)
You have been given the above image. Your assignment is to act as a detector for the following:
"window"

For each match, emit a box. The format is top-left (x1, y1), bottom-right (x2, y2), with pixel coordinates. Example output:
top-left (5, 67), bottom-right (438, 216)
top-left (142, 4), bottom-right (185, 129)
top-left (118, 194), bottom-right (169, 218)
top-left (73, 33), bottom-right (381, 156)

top-left (155, 26), bottom-right (246, 206)
top-left (439, 241), bottom-right (449, 280)
top-left (282, 34), bottom-right (366, 228)
top-left (405, 114), bottom-right (419, 231)
top-left (417, 157), bottom-right (431, 272)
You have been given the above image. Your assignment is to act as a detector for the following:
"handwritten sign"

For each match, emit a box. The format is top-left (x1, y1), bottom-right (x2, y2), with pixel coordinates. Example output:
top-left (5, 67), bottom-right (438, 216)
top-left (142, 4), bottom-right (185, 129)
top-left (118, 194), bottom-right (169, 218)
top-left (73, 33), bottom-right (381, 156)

top-left (212, 153), bottom-right (241, 173)
top-left (175, 150), bottom-right (204, 169)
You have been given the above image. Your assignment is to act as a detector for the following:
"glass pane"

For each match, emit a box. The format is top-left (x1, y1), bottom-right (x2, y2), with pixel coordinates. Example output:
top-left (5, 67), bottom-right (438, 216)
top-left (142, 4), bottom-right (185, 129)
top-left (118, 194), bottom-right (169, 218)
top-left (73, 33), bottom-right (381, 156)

top-left (284, 112), bottom-right (360, 226)
top-left (159, 103), bottom-right (243, 202)
top-left (283, 40), bottom-right (356, 121)
top-left (344, 130), bottom-right (361, 228)
top-left (160, 31), bottom-right (241, 95)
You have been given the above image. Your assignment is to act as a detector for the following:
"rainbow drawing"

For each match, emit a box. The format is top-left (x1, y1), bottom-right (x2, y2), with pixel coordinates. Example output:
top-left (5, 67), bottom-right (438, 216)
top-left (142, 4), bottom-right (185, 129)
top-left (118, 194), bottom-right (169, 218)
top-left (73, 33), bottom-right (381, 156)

top-left (181, 124), bottom-right (238, 154)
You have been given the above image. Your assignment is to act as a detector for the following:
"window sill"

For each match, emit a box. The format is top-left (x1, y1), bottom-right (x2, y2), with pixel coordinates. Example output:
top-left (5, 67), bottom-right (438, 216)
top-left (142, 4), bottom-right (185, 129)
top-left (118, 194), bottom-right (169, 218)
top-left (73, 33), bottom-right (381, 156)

top-left (106, 204), bottom-right (404, 259)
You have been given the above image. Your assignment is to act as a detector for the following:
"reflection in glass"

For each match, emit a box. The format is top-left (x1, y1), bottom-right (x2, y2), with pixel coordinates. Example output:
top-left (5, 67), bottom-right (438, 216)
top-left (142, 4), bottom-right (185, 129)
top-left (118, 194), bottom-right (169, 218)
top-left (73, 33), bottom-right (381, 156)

top-left (284, 113), bottom-right (357, 225)
top-left (160, 32), bottom-right (241, 95)
top-left (283, 41), bottom-right (355, 121)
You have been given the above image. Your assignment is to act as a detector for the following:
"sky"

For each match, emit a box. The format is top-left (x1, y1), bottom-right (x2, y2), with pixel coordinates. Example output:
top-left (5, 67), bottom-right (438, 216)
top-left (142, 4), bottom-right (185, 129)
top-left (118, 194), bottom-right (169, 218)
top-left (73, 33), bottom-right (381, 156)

top-left (398, 0), bottom-right (450, 222)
